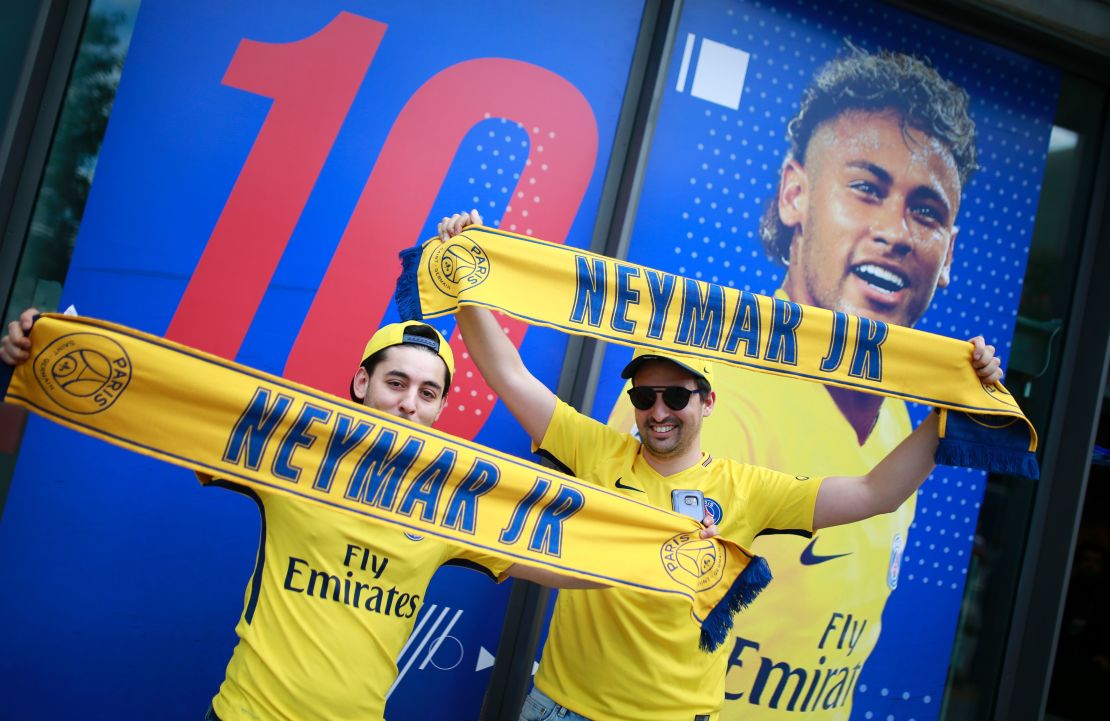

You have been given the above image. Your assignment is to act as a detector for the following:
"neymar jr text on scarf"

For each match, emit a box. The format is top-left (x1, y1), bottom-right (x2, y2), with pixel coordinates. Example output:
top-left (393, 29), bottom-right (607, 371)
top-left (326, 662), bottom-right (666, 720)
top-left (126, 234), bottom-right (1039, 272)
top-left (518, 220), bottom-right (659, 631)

top-left (223, 386), bottom-right (583, 556)
top-left (569, 255), bottom-right (887, 381)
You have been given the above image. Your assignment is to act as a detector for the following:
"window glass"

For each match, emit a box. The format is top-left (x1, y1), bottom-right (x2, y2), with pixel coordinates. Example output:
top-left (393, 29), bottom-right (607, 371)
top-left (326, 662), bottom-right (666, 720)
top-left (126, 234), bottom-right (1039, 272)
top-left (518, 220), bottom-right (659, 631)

top-left (943, 73), bottom-right (1108, 721)
top-left (1044, 398), bottom-right (1110, 721)
top-left (588, 3), bottom-right (1065, 720)
top-left (3, 0), bottom-right (141, 319)
top-left (0, 0), bottom-right (140, 515)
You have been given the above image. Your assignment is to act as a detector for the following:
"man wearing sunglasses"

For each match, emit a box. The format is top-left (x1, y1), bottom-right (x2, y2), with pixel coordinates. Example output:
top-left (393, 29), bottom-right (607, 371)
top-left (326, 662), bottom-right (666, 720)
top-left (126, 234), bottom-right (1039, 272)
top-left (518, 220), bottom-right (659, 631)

top-left (607, 48), bottom-right (991, 720)
top-left (436, 211), bottom-right (1001, 721)
top-left (628, 383), bottom-right (704, 412)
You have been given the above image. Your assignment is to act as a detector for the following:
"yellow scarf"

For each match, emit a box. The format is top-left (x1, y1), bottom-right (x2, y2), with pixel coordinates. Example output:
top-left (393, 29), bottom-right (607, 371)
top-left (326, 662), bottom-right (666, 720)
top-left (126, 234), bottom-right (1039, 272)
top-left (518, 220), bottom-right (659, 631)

top-left (2, 313), bottom-right (766, 651)
top-left (397, 226), bottom-right (1038, 478)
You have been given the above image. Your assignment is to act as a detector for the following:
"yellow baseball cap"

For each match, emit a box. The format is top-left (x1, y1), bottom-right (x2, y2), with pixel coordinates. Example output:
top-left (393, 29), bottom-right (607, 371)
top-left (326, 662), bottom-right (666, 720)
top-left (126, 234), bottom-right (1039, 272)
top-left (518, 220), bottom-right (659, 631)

top-left (350, 322), bottom-right (455, 399)
top-left (620, 347), bottom-right (714, 388)
top-left (358, 322), bottom-right (455, 373)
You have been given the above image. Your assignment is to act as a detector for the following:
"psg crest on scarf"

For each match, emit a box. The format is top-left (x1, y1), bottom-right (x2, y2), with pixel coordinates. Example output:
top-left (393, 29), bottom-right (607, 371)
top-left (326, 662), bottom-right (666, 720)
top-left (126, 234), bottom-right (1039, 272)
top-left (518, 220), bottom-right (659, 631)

top-left (33, 332), bottom-right (132, 414)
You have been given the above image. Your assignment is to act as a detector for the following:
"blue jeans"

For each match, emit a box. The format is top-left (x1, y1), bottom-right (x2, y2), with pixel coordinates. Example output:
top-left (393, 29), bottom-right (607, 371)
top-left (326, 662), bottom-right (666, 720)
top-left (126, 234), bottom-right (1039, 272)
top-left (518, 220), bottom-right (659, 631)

top-left (518, 686), bottom-right (593, 721)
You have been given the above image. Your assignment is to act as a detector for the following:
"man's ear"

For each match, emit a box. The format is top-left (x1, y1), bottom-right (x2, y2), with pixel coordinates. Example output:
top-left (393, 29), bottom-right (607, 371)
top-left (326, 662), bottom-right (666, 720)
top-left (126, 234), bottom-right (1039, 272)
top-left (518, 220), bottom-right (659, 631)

top-left (778, 158), bottom-right (808, 229)
top-left (938, 227), bottom-right (958, 289)
top-left (352, 367), bottom-right (370, 403)
top-left (702, 389), bottom-right (716, 417)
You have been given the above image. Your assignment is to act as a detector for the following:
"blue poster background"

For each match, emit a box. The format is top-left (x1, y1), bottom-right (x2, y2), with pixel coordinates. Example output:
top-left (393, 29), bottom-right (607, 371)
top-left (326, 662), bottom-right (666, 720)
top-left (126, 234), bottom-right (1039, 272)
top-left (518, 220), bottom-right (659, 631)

top-left (0, 1), bottom-right (644, 718)
top-left (0, 0), bottom-right (1063, 719)
top-left (590, 1), bottom-right (1059, 720)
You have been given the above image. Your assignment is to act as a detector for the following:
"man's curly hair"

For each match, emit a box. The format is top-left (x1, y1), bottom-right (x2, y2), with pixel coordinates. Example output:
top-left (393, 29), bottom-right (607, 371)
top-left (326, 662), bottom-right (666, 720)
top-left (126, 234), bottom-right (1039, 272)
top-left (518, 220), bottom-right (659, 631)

top-left (761, 47), bottom-right (978, 264)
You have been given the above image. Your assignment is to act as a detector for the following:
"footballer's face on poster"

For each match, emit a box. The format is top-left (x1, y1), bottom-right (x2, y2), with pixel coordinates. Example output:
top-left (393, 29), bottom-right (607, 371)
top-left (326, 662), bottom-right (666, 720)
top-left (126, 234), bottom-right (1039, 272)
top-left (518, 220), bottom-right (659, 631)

top-left (779, 108), bottom-right (961, 329)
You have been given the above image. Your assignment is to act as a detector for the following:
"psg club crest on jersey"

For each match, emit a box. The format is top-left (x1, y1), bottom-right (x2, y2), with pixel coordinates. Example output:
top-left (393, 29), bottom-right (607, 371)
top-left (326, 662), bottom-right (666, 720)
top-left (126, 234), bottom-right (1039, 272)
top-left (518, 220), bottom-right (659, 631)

top-left (704, 497), bottom-right (723, 525)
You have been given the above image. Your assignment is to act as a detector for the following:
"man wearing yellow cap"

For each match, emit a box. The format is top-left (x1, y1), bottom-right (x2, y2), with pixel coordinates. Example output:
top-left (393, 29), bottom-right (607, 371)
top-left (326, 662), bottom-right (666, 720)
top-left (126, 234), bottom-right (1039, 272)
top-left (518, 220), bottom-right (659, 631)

top-left (201, 320), bottom-right (515, 721)
top-left (434, 210), bottom-right (1002, 721)
top-left (0, 310), bottom-right (599, 721)
top-left (607, 48), bottom-right (986, 720)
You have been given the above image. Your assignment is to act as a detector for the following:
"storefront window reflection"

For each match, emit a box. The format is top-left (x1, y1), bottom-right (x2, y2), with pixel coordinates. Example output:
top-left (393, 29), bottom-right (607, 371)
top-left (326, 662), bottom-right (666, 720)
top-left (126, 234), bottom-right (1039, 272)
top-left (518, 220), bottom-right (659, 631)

top-left (946, 75), bottom-right (1108, 721)
top-left (0, 0), bottom-right (139, 520)
top-left (4, 0), bottom-right (140, 319)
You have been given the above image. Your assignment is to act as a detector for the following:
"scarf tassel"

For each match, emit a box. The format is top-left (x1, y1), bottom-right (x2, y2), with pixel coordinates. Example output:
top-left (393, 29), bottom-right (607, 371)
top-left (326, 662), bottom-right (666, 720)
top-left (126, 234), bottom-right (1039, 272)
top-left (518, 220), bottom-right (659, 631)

top-left (395, 246), bottom-right (424, 321)
top-left (935, 438), bottom-right (1040, 479)
top-left (699, 555), bottom-right (772, 652)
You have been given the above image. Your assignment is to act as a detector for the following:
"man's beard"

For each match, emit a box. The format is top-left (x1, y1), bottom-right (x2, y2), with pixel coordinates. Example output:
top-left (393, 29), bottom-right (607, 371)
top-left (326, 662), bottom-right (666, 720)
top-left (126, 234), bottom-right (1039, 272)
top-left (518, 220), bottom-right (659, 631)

top-left (638, 415), bottom-right (700, 458)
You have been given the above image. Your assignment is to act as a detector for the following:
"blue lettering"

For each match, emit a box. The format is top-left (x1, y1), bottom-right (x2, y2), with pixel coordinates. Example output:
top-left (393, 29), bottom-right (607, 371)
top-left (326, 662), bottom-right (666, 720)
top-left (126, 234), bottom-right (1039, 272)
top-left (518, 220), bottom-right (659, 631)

top-left (313, 414), bottom-right (374, 492)
top-left (307, 568), bottom-right (342, 601)
top-left (528, 484), bottom-right (585, 557)
top-left (819, 312), bottom-right (850, 373)
top-left (442, 458), bottom-right (499, 534)
top-left (764, 299), bottom-right (802, 365)
top-left (724, 636), bottom-right (762, 701)
top-left (723, 291), bottom-right (762, 357)
top-left (398, 448), bottom-right (457, 523)
top-left (675, 279), bottom-right (725, 350)
top-left (273, 403), bottom-right (332, 482)
top-left (283, 556), bottom-right (307, 592)
top-left (819, 612), bottom-right (845, 648)
top-left (569, 255), bottom-right (606, 327)
top-left (821, 668), bottom-right (851, 710)
top-left (751, 658), bottom-right (807, 711)
top-left (499, 476), bottom-right (551, 545)
top-left (223, 388), bottom-right (293, 471)
top-left (610, 264), bottom-right (640, 334)
top-left (645, 270), bottom-right (676, 340)
top-left (848, 318), bottom-right (887, 381)
top-left (345, 429), bottom-right (423, 510)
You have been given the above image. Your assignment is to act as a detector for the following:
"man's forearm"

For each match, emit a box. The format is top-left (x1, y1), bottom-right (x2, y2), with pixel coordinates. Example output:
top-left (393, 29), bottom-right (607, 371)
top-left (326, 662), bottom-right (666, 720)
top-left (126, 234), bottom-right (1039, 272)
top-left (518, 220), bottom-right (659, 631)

top-left (455, 306), bottom-right (528, 397)
top-left (865, 411), bottom-right (939, 510)
top-left (814, 412), bottom-right (938, 529)
top-left (455, 306), bottom-right (556, 444)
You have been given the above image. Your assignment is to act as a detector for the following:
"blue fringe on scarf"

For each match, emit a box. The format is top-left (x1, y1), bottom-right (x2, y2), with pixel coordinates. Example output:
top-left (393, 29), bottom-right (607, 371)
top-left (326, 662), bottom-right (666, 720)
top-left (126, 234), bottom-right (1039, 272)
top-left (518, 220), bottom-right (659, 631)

top-left (935, 411), bottom-right (1040, 479)
top-left (394, 246), bottom-right (424, 321)
top-left (699, 555), bottom-right (772, 653)
top-left (935, 439), bottom-right (1040, 478)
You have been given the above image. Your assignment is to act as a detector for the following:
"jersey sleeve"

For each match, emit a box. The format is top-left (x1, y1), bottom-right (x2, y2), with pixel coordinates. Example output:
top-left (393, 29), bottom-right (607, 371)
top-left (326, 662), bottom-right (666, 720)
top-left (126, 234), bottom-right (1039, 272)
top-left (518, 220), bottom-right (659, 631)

top-left (536, 399), bottom-right (636, 478)
top-left (444, 548), bottom-right (514, 582)
top-left (739, 465), bottom-right (823, 538)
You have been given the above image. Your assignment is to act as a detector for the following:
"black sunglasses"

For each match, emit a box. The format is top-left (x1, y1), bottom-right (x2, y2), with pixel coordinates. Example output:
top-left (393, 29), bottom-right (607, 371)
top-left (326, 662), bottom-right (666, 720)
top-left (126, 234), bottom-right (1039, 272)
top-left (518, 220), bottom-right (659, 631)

top-left (627, 386), bottom-right (702, 411)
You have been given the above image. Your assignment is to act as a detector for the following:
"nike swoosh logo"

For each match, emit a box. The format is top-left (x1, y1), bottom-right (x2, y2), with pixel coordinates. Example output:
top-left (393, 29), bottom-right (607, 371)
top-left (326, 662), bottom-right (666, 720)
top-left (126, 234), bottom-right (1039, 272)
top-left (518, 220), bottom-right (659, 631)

top-left (615, 477), bottom-right (644, 493)
top-left (800, 537), bottom-right (852, 565)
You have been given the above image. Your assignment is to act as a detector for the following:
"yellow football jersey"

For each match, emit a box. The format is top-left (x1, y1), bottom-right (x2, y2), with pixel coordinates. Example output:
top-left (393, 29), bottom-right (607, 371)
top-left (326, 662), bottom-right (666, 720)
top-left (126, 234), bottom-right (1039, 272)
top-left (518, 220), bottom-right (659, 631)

top-left (608, 360), bottom-right (912, 719)
top-left (209, 484), bottom-right (510, 721)
top-left (535, 400), bottom-right (822, 721)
